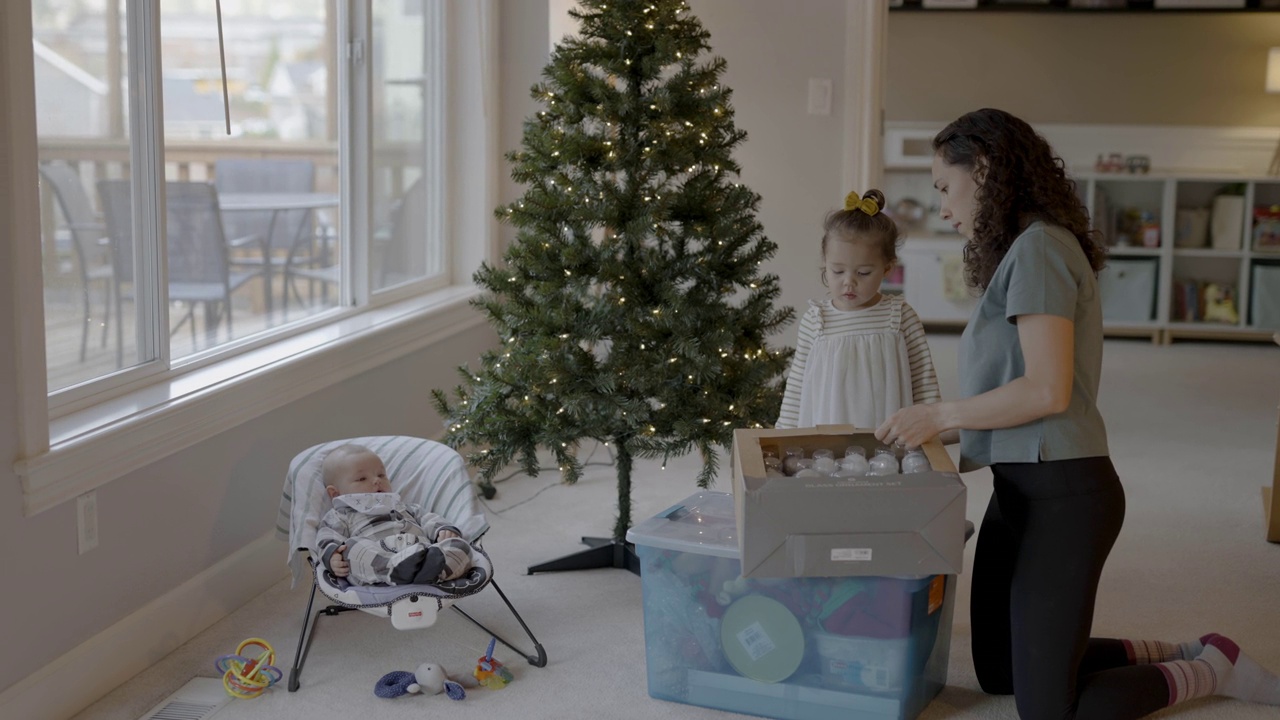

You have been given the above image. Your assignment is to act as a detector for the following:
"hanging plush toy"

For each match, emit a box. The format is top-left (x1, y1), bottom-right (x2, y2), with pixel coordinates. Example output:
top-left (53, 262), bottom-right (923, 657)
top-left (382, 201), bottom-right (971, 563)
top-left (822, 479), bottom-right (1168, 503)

top-left (374, 662), bottom-right (472, 700)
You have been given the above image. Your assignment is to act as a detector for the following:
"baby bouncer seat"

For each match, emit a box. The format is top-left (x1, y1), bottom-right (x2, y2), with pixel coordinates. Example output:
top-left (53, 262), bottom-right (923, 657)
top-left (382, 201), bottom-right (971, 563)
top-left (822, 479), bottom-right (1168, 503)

top-left (277, 435), bottom-right (547, 691)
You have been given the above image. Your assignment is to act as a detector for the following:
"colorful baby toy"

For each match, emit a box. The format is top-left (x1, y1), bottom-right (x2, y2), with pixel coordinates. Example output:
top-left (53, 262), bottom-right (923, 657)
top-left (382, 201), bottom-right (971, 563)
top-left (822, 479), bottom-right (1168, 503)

top-left (214, 638), bottom-right (282, 699)
top-left (375, 661), bottom-right (471, 701)
top-left (473, 637), bottom-right (515, 689)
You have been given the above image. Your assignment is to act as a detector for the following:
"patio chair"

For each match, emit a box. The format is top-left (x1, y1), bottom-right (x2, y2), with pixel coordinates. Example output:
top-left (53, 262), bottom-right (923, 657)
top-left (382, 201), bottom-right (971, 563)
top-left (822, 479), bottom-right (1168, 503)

top-left (281, 175), bottom-right (433, 306)
top-left (280, 175), bottom-right (430, 307)
top-left (98, 180), bottom-right (261, 359)
top-left (376, 175), bottom-right (428, 289)
top-left (215, 159), bottom-right (331, 315)
top-left (277, 435), bottom-right (547, 691)
top-left (39, 161), bottom-right (113, 362)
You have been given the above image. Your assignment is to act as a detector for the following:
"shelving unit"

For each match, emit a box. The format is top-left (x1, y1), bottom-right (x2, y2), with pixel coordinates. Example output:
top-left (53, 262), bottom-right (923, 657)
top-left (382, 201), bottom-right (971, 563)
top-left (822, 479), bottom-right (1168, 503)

top-left (886, 166), bottom-right (1280, 343)
top-left (1086, 172), bottom-right (1280, 343)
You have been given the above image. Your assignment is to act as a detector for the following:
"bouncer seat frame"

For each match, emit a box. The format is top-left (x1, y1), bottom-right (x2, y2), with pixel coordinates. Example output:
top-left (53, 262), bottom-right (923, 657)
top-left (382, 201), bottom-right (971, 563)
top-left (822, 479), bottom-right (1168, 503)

top-left (277, 435), bottom-right (547, 691)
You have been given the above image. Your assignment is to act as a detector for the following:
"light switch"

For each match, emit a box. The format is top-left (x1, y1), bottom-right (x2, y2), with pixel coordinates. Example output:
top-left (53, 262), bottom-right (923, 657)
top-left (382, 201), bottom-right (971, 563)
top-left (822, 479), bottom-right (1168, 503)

top-left (807, 78), bottom-right (832, 116)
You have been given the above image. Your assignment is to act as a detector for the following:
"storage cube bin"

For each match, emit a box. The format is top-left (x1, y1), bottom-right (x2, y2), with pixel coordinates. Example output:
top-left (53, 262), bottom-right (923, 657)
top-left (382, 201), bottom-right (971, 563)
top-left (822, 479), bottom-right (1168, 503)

top-left (1098, 258), bottom-right (1157, 323)
top-left (627, 491), bottom-right (957, 720)
top-left (1252, 264), bottom-right (1280, 330)
top-left (1213, 195), bottom-right (1245, 250)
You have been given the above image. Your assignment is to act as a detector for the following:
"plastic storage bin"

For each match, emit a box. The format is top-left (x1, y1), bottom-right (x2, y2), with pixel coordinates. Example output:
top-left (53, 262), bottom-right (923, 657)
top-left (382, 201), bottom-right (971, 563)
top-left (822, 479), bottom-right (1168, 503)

top-left (627, 491), bottom-right (957, 720)
top-left (1098, 258), bottom-right (1157, 323)
top-left (1252, 264), bottom-right (1280, 330)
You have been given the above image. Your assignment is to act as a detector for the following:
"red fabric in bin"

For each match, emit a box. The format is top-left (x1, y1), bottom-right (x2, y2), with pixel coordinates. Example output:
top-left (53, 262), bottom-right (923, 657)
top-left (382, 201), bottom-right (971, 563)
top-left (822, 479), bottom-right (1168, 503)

top-left (820, 577), bottom-right (925, 639)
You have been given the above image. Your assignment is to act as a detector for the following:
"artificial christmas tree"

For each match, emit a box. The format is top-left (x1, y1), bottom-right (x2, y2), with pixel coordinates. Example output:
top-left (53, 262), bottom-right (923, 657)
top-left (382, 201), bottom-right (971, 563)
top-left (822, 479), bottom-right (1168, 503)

top-left (432, 0), bottom-right (793, 574)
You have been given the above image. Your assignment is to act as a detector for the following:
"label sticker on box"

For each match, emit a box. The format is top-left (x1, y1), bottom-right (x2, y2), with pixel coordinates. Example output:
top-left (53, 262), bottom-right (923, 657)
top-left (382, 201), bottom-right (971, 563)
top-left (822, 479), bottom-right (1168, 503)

top-left (737, 622), bottom-right (776, 661)
top-left (928, 575), bottom-right (946, 614)
top-left (831, 548), bottom-right (873, 562)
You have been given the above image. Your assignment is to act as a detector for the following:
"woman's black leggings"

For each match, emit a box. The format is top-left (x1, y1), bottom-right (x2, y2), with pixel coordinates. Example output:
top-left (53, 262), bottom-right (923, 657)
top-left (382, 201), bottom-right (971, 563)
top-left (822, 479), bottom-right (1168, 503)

top-left (970, 456), bottom-right (1172, 720)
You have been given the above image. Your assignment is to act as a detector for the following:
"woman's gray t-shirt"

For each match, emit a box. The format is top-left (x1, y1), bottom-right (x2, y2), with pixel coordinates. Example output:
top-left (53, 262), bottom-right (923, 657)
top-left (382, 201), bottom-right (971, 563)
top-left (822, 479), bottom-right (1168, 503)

top-left (957, 221), bottom-right (1109, 472)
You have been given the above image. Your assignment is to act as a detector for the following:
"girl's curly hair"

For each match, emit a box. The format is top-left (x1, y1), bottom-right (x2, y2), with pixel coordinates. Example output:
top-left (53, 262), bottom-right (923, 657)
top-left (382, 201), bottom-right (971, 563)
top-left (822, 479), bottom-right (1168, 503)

top-left (933, 109), bottom-right (1106, 291)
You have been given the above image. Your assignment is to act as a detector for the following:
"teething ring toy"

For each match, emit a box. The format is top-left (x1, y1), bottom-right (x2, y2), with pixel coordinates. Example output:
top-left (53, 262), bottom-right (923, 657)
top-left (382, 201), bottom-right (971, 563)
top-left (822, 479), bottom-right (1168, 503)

top-left (215, 638), bottom-right (282, 699)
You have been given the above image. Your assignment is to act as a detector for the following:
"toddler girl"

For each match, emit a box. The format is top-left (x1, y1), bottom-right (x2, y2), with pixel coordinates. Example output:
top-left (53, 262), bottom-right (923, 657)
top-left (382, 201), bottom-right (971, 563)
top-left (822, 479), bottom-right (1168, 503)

top-left (777, 189), bottom-right (943, 431)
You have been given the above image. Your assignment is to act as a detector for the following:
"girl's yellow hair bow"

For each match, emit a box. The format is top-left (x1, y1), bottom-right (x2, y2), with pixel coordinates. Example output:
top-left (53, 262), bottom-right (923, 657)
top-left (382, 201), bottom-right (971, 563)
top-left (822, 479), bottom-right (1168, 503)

top-left (844, 191), bottom-right (880, 216)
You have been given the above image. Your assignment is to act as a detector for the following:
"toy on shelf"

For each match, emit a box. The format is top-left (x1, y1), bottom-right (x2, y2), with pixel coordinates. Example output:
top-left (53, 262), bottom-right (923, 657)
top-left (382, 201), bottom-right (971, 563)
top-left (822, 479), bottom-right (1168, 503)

top-left (1093, 152), bottom-right (1150, 174)
top-left (1203, 283), bottom-right (1240, 325)
top-left (1254, 205), bottom-right (1280, 251)
top-left (375, 661), bottom-right (471, 701)
top-left (474, 637), bottom-right (515, 689)
top-left (214, 638), bottom-right (282, 699)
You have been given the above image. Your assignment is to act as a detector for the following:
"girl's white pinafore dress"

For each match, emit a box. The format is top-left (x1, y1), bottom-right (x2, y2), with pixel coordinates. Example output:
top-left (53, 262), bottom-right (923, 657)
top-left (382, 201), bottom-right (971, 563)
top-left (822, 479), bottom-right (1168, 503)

top-left (796, 294), bottom-right (915, 430)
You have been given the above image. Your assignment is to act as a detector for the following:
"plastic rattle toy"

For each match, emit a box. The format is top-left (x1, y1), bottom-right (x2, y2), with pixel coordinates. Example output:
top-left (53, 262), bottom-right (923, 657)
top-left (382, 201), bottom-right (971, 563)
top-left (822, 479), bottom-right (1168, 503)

top-left (214, 638), bottom-right (282, 699)
top-left (473, 637), bottom-right (514, 689)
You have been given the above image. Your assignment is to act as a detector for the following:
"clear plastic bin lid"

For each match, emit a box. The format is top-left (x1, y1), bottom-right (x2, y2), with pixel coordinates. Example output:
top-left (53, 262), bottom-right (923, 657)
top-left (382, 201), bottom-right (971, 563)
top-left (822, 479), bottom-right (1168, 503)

top-left (625, 491), bottom-right (740, 559)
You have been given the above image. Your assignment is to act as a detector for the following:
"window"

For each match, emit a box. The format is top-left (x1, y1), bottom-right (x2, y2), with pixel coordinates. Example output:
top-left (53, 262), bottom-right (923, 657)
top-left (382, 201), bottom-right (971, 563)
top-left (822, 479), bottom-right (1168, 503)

top-left (11, 0), bottom-right (496, 514)
top-left (372, 0), bottom-right (443, 292)
top-left (35, 0), bottom-right (445, 397)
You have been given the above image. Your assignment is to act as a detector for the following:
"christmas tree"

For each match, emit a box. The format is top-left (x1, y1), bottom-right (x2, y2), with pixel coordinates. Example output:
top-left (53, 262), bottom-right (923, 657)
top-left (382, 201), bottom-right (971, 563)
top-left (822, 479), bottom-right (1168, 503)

top-left (431, 0), bottom-right (793, 558)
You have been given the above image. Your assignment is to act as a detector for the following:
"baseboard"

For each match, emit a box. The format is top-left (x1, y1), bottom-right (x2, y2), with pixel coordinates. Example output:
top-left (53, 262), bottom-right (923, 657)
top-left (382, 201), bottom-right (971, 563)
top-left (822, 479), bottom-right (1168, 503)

top-left (0, 531), bottom-right (286, 720)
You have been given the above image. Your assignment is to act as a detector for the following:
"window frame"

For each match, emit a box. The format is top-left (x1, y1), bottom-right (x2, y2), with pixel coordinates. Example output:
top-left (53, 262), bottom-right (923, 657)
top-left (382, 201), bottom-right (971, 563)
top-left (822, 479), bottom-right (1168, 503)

top-left (9, 0), bottom-right (498, 516)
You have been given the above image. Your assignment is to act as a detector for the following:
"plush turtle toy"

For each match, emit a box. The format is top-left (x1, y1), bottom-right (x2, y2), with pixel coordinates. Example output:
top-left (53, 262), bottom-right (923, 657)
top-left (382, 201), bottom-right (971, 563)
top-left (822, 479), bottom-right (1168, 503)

top-left (375, 662), bottom-right (471, 700)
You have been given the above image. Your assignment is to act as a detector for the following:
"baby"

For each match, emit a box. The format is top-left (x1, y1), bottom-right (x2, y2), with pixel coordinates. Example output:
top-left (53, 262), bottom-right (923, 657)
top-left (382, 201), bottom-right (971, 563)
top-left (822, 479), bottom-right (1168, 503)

top-left (316, 444), bottom-right (478, 586)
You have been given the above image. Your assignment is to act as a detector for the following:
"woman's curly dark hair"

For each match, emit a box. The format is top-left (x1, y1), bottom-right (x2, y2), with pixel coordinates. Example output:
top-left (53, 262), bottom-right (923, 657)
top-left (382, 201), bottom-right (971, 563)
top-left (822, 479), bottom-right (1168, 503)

top-left (933, 108), bottom-right (1106, 291)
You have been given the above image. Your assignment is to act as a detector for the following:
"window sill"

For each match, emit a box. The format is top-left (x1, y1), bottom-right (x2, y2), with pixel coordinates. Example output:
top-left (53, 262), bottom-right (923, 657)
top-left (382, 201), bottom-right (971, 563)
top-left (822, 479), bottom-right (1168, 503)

top-left (15, 285), bottom-right (485, 516)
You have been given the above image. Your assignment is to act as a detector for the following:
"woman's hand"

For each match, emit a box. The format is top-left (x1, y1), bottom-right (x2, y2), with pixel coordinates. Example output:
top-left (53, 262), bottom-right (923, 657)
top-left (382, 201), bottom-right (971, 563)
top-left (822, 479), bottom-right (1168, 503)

top-left (876, 403), bottom-right (947, 449)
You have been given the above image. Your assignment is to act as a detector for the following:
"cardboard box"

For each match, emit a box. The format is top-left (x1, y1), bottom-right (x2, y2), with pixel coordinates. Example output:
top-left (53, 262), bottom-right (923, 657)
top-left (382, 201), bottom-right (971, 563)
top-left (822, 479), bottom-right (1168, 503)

top-left (732, 425), bottom-right (966, 579)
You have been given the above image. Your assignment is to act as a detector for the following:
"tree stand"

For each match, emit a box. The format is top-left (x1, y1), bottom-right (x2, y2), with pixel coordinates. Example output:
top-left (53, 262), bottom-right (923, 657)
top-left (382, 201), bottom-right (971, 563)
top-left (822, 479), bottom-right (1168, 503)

top-left (527, 439), bottom-right (641, 576)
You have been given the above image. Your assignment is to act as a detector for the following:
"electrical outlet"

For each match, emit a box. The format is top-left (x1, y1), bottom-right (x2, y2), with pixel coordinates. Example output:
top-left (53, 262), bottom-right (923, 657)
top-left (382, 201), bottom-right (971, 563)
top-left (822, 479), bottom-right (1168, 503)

top-left (77, 491), bottom-right (98, 555)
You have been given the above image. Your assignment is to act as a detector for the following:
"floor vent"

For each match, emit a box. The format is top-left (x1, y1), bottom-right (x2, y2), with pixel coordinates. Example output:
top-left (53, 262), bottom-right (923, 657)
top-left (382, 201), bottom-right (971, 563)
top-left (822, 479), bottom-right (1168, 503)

top-left (137, 677), bottom-right (230, 720)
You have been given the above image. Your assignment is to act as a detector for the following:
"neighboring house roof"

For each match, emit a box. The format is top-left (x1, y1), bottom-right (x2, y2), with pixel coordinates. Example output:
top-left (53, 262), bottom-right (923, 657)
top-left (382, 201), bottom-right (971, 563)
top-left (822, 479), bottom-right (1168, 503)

top-left (31, 39), bottom-right (107, 96)
top-left (162, 77), bottom-right (228, 124)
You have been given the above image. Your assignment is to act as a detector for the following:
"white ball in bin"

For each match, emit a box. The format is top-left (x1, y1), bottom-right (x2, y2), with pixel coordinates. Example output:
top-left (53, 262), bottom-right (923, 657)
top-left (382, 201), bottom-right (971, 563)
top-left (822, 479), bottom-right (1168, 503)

top-left (868, 447), bottom-right (899, 476)
top-left (838, 454), bottom-right (869, 477)
top-left (902, 449), bottom-right (931, 474)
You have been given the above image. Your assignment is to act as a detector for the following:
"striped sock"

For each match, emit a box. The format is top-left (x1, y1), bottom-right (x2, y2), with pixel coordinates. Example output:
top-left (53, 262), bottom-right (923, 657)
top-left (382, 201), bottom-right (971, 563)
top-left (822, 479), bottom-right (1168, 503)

top-left (1156, 658), bottom-right (1218, 705)
top-left (1159, 636), bottom-right (1280, 706)
top-left (1121, 638), bottom-right (1204, 664)
top-left (1197, 635), bottom-right (1280, 705)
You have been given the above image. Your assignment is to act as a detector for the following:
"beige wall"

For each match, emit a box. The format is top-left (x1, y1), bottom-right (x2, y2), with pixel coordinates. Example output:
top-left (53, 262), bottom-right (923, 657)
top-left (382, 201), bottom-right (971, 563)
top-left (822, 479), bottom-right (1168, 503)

top-left (500, 0), bottom-right (551, 251)
top-left (888, 13), bottom-right (1280, 126)
top-left (688, 0), bottom-right (852, 325)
